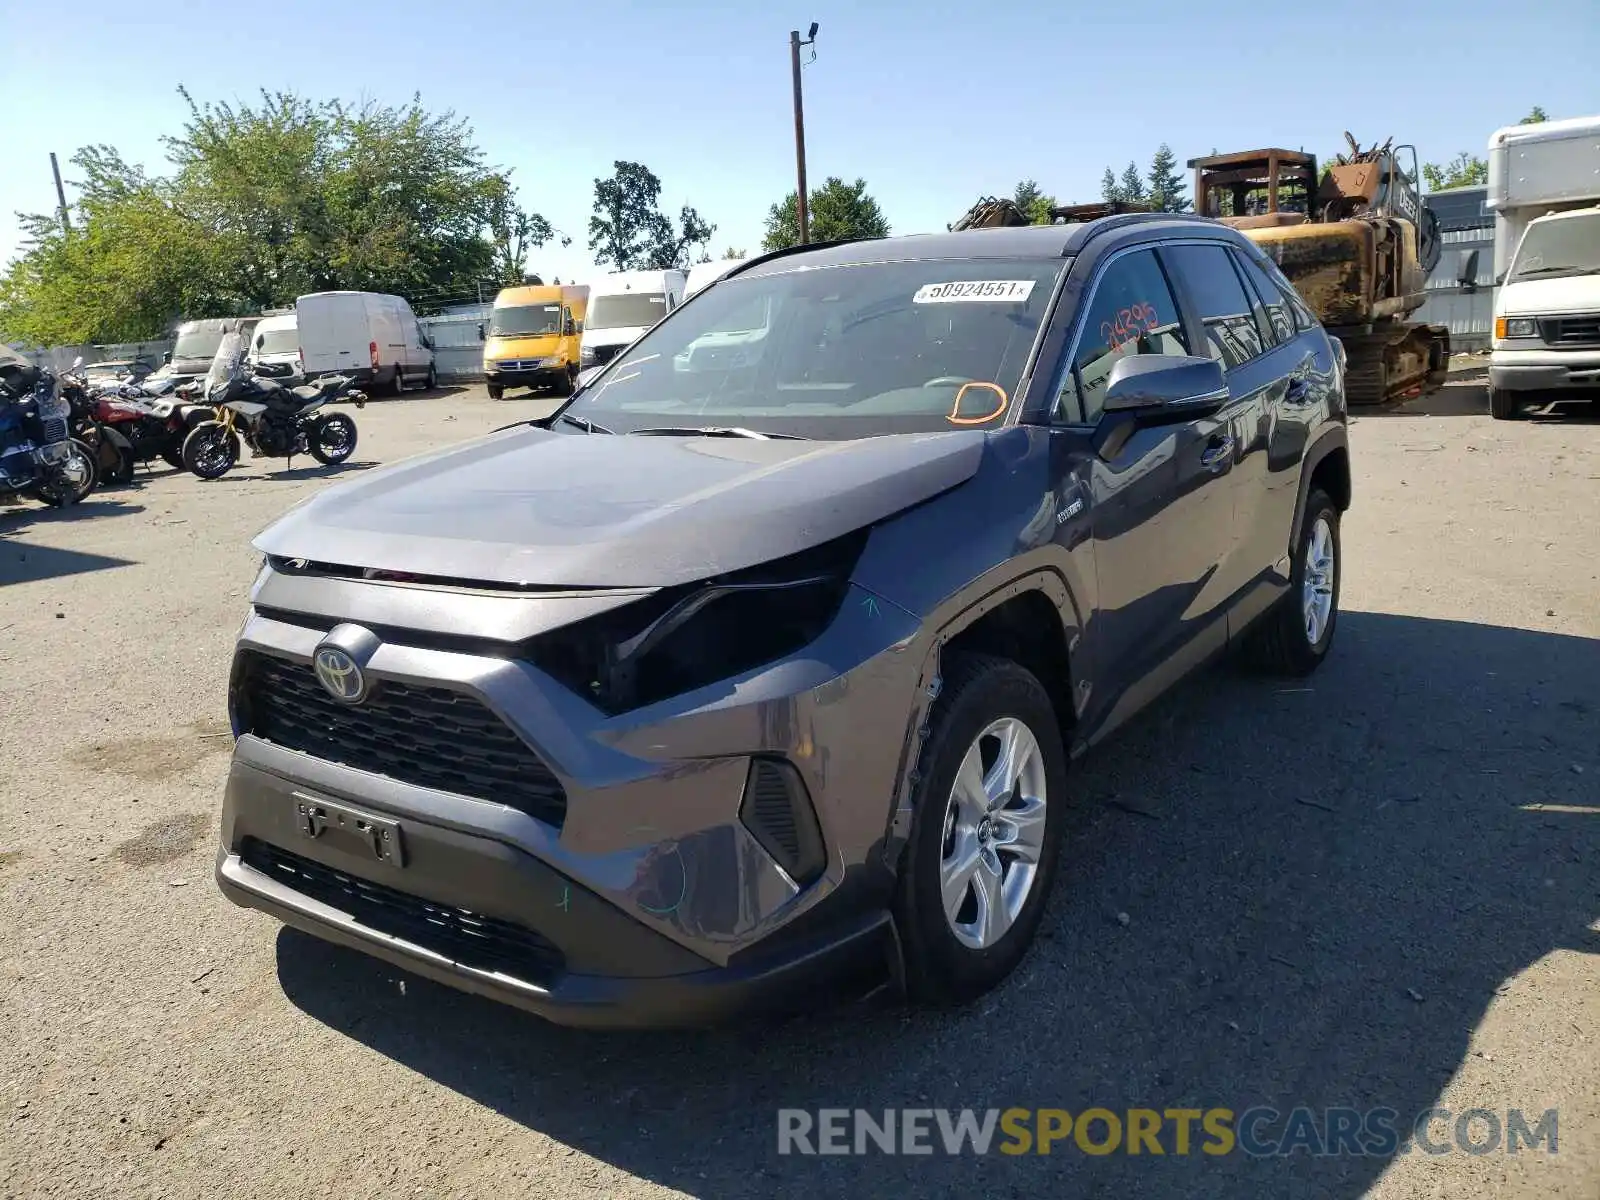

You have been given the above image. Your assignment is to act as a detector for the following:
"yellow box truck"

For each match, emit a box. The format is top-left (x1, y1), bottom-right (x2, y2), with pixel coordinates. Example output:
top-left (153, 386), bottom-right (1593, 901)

top-left (480, 284), bottom-right (589, 399)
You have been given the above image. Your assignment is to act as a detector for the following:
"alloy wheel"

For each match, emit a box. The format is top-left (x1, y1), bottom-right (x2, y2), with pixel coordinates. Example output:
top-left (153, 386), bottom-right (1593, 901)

top-left (937, 717), bottom-right (1048, 950)
top-left (1302, 516), bottom-right (1336, 646)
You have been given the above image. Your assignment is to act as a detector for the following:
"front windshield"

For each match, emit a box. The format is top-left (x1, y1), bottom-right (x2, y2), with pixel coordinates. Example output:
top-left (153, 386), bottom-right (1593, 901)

top-left (490, 303), bottom-right (562, 337)
top-left (204, 331), bottom-right (246, 396)
top-left (565, 259), bottom-right (1063, 439)
top-left (257, 326), bottom-right (298, 355)
top-left (1509, 215), bottom-right (1600, 282)
top-left (588, 292), bottom-right (668, 331)
top-left (173, 323), bottom-right (227, 361)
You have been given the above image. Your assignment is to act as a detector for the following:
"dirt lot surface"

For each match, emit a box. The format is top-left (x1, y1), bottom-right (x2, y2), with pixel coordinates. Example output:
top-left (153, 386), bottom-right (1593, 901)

top-left (2, 380), bottom-right (1596, 1199)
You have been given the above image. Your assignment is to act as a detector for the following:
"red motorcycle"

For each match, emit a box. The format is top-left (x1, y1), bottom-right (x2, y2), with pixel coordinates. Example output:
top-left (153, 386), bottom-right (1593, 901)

top-left (64, 370), bottom-right (212, 484)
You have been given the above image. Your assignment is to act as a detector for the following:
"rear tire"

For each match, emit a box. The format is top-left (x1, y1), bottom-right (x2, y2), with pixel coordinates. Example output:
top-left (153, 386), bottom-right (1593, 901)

top-left (1489, 386), bottom-right (1520, 420)
top-left (893, 654), bottom-right (1068, 1007)
top-left (390, 366), bottom-right (405, 396)
top-left (181, 421), bottom-right (240, 480)
top-left (425, 363), bottom-right (437, 392)
top-left (308, 413), bottom-right (357, 465)
top-left (1247, 487), bottom-right (1340, 675)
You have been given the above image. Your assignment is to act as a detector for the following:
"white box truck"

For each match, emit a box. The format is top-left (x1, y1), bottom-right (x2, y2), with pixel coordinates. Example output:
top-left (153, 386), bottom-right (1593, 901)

top-left (579, 269), bottom-right (687, 371)
top-left (295, 291), bottom-right (437, 397)
top-left (1485, 114), bottom-right (1600, 418)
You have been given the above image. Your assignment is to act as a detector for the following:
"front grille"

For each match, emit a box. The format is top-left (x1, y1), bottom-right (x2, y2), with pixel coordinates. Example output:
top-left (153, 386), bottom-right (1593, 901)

top-left (589, 344), bottom-right (624, 367)
top-left (240, 838), bottom-right (565, 983)
top-left (1539, 313), bottom-right (1600, 347)
top-left (496, 359), bottom-right (551, 373)
top-left (237, 651), bottom-right (567, 827)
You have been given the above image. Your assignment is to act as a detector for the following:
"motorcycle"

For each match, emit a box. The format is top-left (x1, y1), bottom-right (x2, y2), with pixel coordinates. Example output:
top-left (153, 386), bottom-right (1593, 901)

top-left (0, 351), bottom-right (98, 508)
top-left (180, 332), bottom-right (366, 480)
top-left (63, 367), bottom-right (213, 484)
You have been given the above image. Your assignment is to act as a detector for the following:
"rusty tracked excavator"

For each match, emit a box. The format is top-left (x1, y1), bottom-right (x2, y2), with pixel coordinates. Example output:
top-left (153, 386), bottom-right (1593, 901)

top-left (949, 197), bottom-right (1153, 230)
top-left (1189, 136), bottom-right (1451, 404)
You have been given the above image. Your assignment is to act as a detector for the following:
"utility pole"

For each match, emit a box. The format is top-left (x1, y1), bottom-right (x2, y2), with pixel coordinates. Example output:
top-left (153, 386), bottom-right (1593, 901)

top-left (789, 22), bottom-right (818, 244)
top-left (49, 153), bottom-right (71, 232)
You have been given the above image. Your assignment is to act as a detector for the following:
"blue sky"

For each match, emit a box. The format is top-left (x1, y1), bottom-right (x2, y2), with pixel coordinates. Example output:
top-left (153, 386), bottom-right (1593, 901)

top-left (2, 0), bottom-right (1595, 288)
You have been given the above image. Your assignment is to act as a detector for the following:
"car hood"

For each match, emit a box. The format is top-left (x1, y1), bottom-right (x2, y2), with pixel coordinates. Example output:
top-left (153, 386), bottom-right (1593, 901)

top-left (254, 425), bottom-right (988, 587)
top-left (1498, 275), bottom-right (1600, 315)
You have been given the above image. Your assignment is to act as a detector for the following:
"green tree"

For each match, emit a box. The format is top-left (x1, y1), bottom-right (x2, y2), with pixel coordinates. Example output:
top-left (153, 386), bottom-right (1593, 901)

top-left (1012, 179), bottom-right (1043, 211)
top-left (1119, 162), bottom-right (1147, 204)
top-left (1520, 106), bottom-right (1549, 124)
top-left (1422, 151), bottom-right (1488, 193)
top-left (0, 87), bottom-right (524, 343)
top-left (482, 175), bottom-right (562, 286)
top-left (1145, 143), bottom-right (1190, 213)
top-left (588, 161), bottom-right (715, 271)
top-left (762, 177), bottom-right (890, 251)
top-left (1100, 166), bottom-right (1120, 204)
top-left (722, 247), bottom-right (748, 260)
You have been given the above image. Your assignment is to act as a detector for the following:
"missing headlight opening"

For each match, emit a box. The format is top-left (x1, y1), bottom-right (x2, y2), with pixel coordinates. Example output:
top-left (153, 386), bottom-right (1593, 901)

top-left (523, 530), bottom-right (868, 715)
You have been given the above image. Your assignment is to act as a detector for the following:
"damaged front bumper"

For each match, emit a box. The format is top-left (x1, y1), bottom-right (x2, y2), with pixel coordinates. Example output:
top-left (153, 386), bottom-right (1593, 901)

top-left (216, 563), bottom-right (929, 1028)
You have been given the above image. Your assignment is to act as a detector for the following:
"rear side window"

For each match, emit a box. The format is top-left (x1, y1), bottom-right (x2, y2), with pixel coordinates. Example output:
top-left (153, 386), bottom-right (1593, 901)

top-left (1162, 244), bottom-right (1265, 370)
top-left (1234, 250), bottom-right (1296, 345)
top-left (1055, 248), bottom-right (1189, 423)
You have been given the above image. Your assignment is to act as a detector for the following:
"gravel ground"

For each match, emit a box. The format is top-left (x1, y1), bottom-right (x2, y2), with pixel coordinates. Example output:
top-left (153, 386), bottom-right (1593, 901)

top-left (1, 380), bottom-right (1596, 1199)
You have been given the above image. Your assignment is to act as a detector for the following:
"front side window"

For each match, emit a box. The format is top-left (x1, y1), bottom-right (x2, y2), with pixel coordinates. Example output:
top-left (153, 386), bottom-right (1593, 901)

top-left (1163, 244), bottom-right (1265, 370)
top-left (1055, 248), bottom-right (1188, 423)
top-left (565, 258), bottom-right (1064, 439)
top-left (587, 293), bottom-right (669, 331)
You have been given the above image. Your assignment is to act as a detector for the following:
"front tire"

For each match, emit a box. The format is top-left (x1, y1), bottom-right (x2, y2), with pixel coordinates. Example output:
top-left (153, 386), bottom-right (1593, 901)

top-left (893, 654), bottom-right (1068, 1006)
top-left (424, 363), bottom-right (437, 391)
top-left (181, 421), bottom-right (240, 480)
top-left (30, 439), bottom-right (98, 506)
top-left (1248, 487), bottom-right (1340, 675)
top-left (486, 384), bottom-right (504, 400)
top-left (308, 413), bottom-right (357, 464)
top-left (1489, 386), bottom-right (1520, 420)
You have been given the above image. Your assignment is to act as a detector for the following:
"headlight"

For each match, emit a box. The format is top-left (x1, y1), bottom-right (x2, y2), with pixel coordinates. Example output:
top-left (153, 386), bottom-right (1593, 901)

top-left (523, 530), bottom-right (869, 714)
top-left (1497, 317), bottom-right (1538, 339)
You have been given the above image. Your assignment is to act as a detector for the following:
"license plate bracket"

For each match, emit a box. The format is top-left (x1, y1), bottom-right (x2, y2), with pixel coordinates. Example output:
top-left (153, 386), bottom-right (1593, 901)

top-left (294, 792), bottom-right (405, 868)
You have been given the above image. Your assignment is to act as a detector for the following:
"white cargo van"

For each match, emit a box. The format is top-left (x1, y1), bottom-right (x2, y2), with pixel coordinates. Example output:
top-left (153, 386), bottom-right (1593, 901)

top-left (248, 312), bottom-right (304, 385)
top-left (1485, 114), bottom-right (1600, 419)
top-left (295, 291), bottom-right (437, 396)
top-left (683, 258), bottom-right (744, 300)
top-left (579, 269), bottom-right (687, 370)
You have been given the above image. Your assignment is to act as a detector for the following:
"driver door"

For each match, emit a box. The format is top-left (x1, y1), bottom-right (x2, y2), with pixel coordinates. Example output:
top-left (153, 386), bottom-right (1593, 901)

top-left (1046, 245), bottom-right (1237, 738)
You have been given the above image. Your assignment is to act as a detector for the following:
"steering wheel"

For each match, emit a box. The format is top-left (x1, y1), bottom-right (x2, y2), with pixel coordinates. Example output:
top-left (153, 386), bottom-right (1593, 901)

top-left (922, 375), bottom-right (973, 388)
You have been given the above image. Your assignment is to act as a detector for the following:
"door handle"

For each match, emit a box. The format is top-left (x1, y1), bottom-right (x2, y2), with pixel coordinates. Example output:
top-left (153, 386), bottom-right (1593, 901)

top-left (1200, 435), bottom-right (1235, 471)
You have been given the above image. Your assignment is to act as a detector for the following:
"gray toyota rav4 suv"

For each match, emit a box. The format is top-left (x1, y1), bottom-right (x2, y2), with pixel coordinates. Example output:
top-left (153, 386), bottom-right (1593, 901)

top-left (217, 217), bottom-right (1350, 1028)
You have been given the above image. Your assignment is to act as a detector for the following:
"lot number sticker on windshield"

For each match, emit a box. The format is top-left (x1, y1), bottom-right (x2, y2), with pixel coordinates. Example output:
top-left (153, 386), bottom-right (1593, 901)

top-left (913, 280), bottom-right (1036, 304)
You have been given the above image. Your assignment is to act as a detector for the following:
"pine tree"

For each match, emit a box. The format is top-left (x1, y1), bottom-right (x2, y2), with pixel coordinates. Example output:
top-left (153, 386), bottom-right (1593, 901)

top-left (1013, 179), bottom-right (1043, 211)
top-left (1119, 162), bottom-right (1147, 204)
top-left (1100, 167), bottom-right (1121, 204)
top-left (1146, 143), bottom-right (1190, 213)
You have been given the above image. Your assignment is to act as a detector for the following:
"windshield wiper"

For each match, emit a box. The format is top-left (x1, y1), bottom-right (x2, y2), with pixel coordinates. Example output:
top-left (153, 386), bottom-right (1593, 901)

top-left (628, 425), bottom-right (807, 440)
top-left (558, 413), bottom-right (615, 434)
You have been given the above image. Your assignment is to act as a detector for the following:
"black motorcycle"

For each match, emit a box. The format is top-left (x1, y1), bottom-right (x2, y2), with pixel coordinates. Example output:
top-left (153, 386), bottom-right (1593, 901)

top-left (180, 333), bottom-right (365, 480)
top-left (0, 353), bottom-right (99, 508)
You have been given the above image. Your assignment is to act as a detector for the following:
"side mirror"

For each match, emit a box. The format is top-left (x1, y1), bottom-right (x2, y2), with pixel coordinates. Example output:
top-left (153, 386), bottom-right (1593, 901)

top-left (70, 355), bottom-right (84, 370)
top-left (476, 322), bottom-right (486, 341)
top-left (1102, 354), bottom-right (1228, 420)
top-left (564, 317), bottom-right (576, 336)
top-left (1457, 249), bottom-right (1480, 293)
top-left (1494, 271), bottom-right (1506, 287)
top-left (163, 350), bottom-right (173, 364)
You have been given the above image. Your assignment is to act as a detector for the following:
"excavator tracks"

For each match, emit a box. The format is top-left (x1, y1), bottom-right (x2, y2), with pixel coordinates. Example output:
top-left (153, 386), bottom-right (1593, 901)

top-left (1336, 324), bottom-right (1452, 406)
